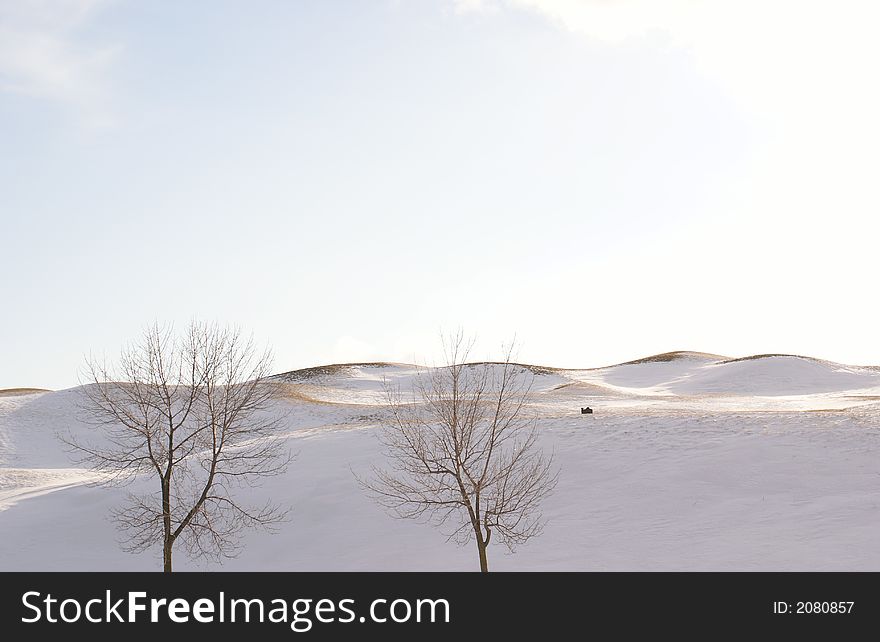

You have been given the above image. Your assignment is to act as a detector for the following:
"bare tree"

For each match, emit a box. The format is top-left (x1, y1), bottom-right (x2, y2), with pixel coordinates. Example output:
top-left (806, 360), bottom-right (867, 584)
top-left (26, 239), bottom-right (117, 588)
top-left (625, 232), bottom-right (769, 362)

top-left (361, 333), bottom-right (557, 572)
top-left (68, 322), bottom-right (290, 572)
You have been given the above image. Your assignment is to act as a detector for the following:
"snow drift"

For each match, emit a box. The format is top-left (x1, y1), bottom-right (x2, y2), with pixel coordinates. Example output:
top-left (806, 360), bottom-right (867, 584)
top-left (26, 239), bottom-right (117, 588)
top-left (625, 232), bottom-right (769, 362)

top-left (2, 351), bottom-right (880, 571)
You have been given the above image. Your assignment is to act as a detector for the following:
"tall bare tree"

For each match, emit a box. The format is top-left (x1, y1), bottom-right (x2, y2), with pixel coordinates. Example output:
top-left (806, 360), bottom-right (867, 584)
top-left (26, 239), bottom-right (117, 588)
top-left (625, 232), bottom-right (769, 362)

top-left (68, 322), bottom-right (290, 572)
top-left (362, 333), bottom-right (557, 572)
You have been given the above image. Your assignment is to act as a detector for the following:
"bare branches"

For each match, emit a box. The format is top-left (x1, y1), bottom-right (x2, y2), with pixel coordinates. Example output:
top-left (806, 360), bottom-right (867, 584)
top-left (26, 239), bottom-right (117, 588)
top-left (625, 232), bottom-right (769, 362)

top-left (69, 321), bottom-right (290, 571)
top-left (362, 333), bottom-right (558, 571)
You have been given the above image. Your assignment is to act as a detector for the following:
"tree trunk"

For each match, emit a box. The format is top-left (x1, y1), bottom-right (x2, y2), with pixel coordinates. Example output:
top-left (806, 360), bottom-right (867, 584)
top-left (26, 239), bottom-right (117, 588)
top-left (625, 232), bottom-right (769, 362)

top-left (163, 540), bottom-right (173, 573)
top-left (473, 517), bottom-right (489, 572)
top-left (470, 499), bottom-right (489, 572)
top-left (162, 478), bottom-right (173, 573)
top-left (477, 540), bottom-right (489, 572)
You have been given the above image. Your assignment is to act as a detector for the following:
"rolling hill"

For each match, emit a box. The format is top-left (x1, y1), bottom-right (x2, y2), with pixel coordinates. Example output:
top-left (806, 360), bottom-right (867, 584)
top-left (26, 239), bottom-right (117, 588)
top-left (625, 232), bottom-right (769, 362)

top-left (2, 351), bottom-right (880, 571)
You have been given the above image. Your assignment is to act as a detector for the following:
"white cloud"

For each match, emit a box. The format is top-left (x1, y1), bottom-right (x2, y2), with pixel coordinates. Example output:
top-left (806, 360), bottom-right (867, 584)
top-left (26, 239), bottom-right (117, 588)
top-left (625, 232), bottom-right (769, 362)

top-left (451, 1), bottom-right (879, 127)
top-left (452, 0), bottom-right (500, 13)
top-left (497, 0), bottom-right (693, 43)
top-left (0, 0), bottom-right (118, 125)
top-left (453, 1), bottom-right (880, 235)
top-left (330, 336), bottom-right (382, 364)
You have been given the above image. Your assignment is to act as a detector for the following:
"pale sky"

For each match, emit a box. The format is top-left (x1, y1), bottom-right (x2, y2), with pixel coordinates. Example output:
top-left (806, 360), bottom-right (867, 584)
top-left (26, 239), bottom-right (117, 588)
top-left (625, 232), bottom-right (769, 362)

top-left (2, 0), bottom-right (879, 389)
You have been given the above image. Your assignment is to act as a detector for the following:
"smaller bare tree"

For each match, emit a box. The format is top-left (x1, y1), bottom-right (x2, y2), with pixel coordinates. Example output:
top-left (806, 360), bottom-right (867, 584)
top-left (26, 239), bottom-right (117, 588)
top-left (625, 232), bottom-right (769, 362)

top-left (361, 333), bottom-right (557, 572)
top-left (68, 322), bottom-right (290, 572)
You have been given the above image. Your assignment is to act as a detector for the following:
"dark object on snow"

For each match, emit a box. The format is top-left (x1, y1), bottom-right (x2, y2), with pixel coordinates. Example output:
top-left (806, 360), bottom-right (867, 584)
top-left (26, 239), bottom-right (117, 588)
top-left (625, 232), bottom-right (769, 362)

top-left (581, 407), bottom-right (593, 414)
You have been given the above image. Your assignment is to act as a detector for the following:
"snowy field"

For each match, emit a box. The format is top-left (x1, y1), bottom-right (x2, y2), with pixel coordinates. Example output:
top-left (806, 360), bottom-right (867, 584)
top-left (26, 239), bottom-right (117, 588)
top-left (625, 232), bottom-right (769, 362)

top-left (2, 352), bottom-right (880, 571)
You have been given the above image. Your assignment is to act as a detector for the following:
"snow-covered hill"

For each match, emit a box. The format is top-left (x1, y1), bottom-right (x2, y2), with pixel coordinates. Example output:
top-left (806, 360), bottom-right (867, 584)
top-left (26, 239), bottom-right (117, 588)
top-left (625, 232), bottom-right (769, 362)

top-left (2, 352), bottom-right (880, 571)
top-left (569, 352), bottom-right (880, 407)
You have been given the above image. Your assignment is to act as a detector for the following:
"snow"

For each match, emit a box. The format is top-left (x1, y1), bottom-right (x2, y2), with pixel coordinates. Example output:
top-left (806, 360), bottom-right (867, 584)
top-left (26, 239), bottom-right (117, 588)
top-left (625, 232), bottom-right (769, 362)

top-left (578, 352), bottom-right (721, 394)
top-left (2, 354), bottom-right (880, 571)
top-left (0, 468), bottom-right (103, 510)
top-left (667, 356), bottom-right (880, 396)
